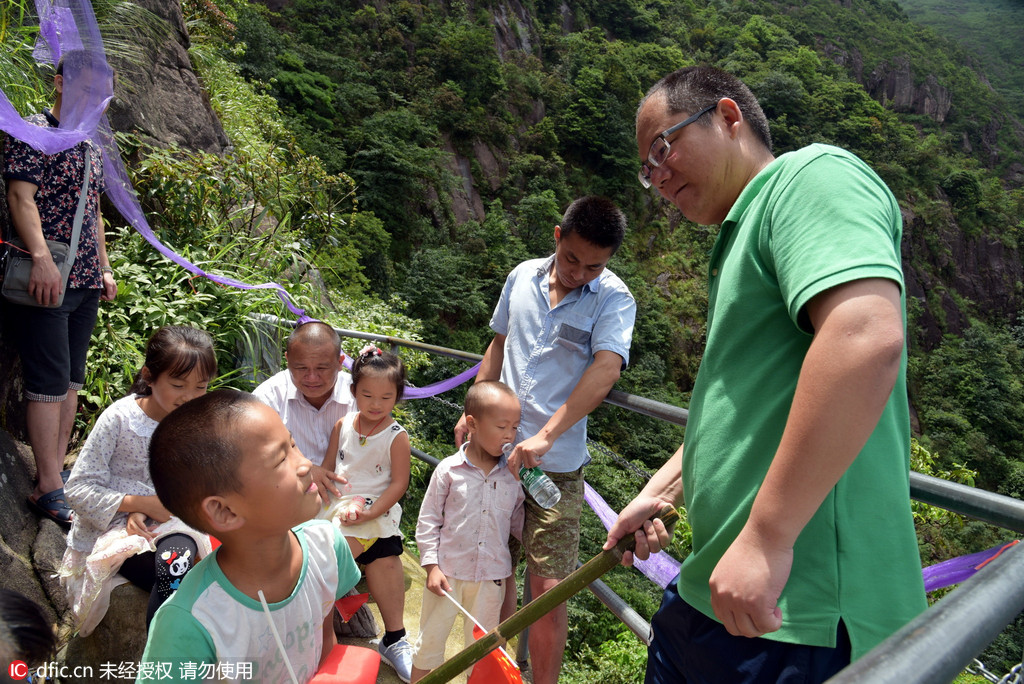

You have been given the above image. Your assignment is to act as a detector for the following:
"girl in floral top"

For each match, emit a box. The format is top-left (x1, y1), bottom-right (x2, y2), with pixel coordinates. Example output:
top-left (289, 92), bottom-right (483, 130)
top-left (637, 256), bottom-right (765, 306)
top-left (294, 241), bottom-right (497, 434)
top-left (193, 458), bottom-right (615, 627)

top-left (60, 326), bottom-right (216, 635)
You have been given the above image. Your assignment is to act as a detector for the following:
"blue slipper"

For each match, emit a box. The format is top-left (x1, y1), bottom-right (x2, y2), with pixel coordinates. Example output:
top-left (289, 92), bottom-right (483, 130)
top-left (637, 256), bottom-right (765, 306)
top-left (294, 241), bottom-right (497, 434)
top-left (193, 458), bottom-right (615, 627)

top-left (27, 488), bottom-right (73, 528)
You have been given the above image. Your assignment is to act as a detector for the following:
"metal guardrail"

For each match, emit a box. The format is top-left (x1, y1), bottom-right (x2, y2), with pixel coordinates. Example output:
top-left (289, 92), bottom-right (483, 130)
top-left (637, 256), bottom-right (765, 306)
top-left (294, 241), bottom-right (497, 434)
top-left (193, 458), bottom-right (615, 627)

top-left (827, 543), bottom-right (1024, 684)
top-left (253, 315), bottom-right (1024, 681)
top-left (910, 471), bottom-right (1024, 534)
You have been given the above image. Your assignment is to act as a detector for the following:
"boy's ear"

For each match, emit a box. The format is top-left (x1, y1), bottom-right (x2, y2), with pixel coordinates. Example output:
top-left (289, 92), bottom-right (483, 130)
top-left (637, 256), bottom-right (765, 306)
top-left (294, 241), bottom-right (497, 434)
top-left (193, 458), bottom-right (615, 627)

top-left (465, 414), bottom-right (477, 435)
top-left (200, 494), bottom-right (244, 534)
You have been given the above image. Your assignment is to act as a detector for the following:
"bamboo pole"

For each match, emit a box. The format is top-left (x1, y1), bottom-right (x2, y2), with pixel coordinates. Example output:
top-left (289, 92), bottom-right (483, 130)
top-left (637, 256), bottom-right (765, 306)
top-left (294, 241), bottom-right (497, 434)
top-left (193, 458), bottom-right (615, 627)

top-left (419, 506), bottom-right (680, 684)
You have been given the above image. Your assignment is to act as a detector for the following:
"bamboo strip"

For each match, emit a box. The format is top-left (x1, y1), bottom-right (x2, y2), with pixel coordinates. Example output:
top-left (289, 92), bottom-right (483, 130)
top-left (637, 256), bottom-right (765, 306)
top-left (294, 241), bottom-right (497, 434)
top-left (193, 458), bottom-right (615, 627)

top-left (419, 506), bottom-right (680, 684)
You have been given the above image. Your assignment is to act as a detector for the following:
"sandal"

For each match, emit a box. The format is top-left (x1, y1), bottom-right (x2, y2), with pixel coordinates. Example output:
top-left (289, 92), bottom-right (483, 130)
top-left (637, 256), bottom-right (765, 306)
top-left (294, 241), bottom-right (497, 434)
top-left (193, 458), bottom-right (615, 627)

top-left (27, 487), bottom-right (74, 528)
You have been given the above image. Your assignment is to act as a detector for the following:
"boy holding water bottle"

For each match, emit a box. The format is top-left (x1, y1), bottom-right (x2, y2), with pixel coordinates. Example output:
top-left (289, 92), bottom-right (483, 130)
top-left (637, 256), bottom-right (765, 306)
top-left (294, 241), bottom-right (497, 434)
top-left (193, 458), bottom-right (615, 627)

top-left (411, 381), bottom-right (526, 682)
top-left (453, 196), bottom-right (636, 684)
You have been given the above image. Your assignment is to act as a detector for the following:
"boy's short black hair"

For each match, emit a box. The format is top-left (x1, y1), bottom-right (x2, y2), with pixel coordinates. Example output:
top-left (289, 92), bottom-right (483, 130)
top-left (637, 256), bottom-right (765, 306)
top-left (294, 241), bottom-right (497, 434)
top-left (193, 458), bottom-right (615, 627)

top-left (559, 196), bottom-right (627, 253)
top-left (55, 49), bottom-right (114, 82)
top-left (149, 389), bottom-right (256, 532)
top-left (0, 589), bottom-right (54, 668)
top-left (464, 380), bottom-right (517, 420)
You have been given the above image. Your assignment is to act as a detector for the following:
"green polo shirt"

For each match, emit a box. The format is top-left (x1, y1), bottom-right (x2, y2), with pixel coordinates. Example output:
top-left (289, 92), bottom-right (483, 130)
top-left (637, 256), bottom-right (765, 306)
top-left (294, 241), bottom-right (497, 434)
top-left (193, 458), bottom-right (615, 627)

top-left (679, 144), bottom-right (926, 659)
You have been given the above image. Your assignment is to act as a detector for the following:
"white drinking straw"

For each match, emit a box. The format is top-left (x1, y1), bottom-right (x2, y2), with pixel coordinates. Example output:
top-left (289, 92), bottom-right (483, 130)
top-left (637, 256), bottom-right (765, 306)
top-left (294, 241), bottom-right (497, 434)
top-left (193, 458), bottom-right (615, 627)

top-left (258, 589), bottom-right (300, 684)
top-left (441, 588), bottom-right (519, 669)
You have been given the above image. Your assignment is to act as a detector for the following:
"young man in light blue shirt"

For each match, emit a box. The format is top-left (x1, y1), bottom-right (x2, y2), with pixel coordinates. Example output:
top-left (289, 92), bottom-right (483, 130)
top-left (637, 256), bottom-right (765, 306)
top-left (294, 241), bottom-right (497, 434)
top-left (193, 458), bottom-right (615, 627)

top-left (455, 195), bottom-right (636, 684)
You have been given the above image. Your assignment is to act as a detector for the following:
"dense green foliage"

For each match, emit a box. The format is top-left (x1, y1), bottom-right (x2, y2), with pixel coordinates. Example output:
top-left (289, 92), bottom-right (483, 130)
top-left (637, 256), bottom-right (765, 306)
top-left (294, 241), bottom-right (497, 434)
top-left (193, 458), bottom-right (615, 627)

top-left (4, 0), bottom-right (1024, 676)
top-left (896, 0), bottom-right (1024, 125)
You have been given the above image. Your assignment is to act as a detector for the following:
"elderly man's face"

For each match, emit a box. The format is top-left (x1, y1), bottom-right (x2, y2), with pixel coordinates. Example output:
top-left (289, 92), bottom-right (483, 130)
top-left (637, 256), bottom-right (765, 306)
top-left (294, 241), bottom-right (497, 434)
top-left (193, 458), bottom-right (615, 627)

top-left (285, 340), bottom-right (343, 407)
top-left (636, 94), bottom-right (733, 226)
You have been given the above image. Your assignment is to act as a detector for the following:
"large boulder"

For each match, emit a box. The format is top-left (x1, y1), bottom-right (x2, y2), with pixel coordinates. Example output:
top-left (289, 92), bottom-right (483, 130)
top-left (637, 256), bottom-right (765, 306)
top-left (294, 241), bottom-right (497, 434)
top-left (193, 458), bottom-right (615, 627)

top-left (61, 584), bottom-right (150, 681)
top-left (106, 0), bottom-right (229, 155)
top-left (0, 432), bottom-right (61, 625)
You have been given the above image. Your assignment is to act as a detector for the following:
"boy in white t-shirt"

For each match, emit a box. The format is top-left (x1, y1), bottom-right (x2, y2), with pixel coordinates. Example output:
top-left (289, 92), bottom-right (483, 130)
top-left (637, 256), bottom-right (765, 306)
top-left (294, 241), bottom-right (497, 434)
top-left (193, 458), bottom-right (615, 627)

top-left (410, 381), bottom-right (526, 682)
top-left (138, 390), bottom-right (360, 683)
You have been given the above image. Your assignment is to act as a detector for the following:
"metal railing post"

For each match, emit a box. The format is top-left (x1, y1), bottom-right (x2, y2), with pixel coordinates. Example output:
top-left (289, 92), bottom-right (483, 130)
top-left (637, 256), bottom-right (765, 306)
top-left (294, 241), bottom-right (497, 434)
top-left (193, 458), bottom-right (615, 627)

top-left (911, 471), bottom-right (1024, 534)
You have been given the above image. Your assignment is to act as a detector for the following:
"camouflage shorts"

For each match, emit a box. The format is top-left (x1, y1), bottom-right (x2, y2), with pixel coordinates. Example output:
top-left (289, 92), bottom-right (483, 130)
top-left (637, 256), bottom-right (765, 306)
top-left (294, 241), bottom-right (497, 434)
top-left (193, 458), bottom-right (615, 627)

top-left (511, 467), bottom-right (585, 580)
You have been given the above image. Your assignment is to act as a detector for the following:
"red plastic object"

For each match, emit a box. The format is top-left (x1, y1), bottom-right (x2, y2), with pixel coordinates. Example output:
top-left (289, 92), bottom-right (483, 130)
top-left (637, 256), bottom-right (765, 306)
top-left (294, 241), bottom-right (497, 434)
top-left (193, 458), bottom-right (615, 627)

top-left (467, 625), bottom-right (522, 684)
top-left (311, 644), bottom-right (380, 683)
top-left (335, 593), bottom-right (370, 622)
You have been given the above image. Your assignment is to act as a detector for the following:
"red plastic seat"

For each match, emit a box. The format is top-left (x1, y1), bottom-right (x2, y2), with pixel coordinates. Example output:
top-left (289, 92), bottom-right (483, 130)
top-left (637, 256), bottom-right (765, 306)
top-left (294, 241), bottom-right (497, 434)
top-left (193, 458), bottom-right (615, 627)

top-left (310, 644), bottom-right (381, 683)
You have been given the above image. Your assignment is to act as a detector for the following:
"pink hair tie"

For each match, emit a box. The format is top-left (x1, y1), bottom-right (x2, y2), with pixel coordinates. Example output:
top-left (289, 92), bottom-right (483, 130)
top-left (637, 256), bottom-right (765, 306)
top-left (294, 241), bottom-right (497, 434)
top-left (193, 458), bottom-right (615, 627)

top-left (359, 345), bottom-right (382, 357)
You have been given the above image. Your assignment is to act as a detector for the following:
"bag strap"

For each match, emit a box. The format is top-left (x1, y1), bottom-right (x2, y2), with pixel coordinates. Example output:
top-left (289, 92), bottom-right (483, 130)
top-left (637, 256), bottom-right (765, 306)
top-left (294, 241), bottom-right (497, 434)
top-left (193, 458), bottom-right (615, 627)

top-left (62, 144), bottom-right (92, 277)
top-left (0, 133), bottom-right (11, 245)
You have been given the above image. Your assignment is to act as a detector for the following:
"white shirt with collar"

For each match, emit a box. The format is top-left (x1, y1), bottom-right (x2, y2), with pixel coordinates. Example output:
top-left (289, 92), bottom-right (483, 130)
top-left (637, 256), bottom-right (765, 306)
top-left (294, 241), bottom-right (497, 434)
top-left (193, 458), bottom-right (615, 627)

top-left (416, 443), bottom-right (525, 582)
top-left (253, 369), bottom-right (353, 466)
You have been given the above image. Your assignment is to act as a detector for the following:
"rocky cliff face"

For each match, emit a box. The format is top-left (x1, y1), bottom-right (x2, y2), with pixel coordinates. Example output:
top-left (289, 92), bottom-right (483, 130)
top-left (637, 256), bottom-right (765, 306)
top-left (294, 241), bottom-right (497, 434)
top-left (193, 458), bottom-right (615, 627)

top-left (902, 207), bottom-right (1024, 347)
top-left (865, 56), bottom-right (953, 124)
top-left (823, 45), bottom-right (953, 123)
top-left (105, 0), bottom-right (229, 155)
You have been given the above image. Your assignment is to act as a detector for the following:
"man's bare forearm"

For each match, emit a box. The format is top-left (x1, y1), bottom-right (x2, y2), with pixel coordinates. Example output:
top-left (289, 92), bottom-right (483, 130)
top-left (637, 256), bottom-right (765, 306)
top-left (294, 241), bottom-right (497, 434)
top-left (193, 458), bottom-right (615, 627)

top-left (7, 182), bottom-right (47, 256)
top-left (475, 333), bottom-right (505, 383)
top-left (534, 350), bottom-right (623, 445)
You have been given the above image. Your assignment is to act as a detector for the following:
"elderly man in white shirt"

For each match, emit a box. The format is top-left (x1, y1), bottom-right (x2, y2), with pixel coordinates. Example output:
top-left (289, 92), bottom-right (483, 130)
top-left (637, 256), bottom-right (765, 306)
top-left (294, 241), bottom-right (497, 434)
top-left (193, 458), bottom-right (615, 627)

top-left (253, 321), bottom-right (353, 500)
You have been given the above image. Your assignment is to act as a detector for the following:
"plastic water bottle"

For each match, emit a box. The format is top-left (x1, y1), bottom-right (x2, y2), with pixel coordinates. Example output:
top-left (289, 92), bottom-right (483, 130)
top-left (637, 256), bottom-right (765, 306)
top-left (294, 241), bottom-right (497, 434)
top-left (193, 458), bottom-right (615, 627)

top-left (338, 495), bottom-right (366, 521)
top-left (504, 443), bottom-right (561, 509)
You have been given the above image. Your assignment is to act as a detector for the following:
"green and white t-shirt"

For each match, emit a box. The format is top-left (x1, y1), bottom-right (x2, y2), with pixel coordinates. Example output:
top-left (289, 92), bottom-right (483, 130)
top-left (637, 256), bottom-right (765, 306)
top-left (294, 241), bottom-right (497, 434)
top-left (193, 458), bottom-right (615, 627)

top-left (138, 520), bottom-right (360, 683)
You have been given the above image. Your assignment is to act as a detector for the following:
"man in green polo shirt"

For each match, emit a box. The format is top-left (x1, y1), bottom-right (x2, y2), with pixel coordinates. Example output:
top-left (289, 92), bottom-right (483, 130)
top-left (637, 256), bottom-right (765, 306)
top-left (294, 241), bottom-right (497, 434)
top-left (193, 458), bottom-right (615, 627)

top-left (604, 66), bottom-right (927, 683)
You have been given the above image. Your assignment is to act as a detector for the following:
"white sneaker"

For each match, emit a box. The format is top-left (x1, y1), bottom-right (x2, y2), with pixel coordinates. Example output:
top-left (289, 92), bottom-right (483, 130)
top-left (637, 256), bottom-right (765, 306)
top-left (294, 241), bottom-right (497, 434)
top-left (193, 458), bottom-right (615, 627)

top-left (376, 636), bottom-right (414, 683)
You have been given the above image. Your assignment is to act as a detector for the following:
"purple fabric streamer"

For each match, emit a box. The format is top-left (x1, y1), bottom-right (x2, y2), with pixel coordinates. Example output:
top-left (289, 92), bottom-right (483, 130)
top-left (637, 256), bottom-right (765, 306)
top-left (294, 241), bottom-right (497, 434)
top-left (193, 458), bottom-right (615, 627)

top-left (1, 0), bottom-right (309, 321)
top-left (403, 362), bottom-right (481, 400)
top-left (584, 481), bottom-right (681, 589)
top-left (341, 352), bottom-right (480, 401)
top-left (922, 541), bottom-right (1019, 592)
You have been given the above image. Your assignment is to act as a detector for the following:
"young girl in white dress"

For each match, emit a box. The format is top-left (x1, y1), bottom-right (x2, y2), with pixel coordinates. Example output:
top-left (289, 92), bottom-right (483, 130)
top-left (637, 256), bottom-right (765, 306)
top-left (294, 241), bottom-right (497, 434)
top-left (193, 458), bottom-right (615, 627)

top-left (319, 345), bottom-right (414, 681)
top-left (60, 326), bottom-right (216, 635)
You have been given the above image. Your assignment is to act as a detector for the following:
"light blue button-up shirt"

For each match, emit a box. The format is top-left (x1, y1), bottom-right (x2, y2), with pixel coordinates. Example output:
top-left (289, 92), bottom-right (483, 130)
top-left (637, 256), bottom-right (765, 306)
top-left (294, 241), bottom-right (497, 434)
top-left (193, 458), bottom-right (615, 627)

top-left (490, 256), bottom-right (636, 472)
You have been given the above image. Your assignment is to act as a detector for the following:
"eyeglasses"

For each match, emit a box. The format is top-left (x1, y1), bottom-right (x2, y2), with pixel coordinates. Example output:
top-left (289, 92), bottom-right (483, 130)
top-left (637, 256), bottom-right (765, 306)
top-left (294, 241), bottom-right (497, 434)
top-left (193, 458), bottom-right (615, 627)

top-left (638, 102), bottom-right (719, 189)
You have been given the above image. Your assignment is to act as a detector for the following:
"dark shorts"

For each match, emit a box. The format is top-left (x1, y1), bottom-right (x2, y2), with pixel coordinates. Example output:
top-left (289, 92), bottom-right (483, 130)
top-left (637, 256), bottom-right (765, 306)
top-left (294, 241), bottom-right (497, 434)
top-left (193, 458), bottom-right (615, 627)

top-left (7, 288), bottom-right (100, 401)
top-left (646, 576), bottom-right (851, 684)
top-left (352, 535), bottom-right (403, 565)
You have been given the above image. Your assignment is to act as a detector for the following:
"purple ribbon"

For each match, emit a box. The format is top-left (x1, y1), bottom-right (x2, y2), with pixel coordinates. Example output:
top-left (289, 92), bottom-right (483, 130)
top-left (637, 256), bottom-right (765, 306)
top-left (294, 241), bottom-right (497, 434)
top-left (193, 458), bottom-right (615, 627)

top-left (2, 1), bottom-right (309, 322)
top-left (403, 362), bottom-right (481, 400)
top-left (584, 481), bottom-right (682, 589)
top-left (922, 540), bottom-right (1020, 592)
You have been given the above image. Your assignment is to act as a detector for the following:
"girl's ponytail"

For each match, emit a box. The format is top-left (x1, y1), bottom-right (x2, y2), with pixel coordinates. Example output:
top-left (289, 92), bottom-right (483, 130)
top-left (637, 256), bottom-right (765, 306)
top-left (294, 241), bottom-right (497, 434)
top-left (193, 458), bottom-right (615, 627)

top-left (351, 345), bottom-right (406, 401)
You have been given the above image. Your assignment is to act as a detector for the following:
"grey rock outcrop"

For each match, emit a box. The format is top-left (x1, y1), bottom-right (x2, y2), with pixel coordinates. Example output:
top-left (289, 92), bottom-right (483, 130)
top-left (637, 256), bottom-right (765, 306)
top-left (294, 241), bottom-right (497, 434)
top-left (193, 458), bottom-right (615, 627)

top-left (865, 56), bottom-right (952, 123)
top-left (106, 0), bottom-right (229, 155)
top-left (0, 432), bottom-right (65, 630)
top-left (62, 585), bottom-right (150, 682)
top-left (901, 205), bottom-right (1024, 347)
